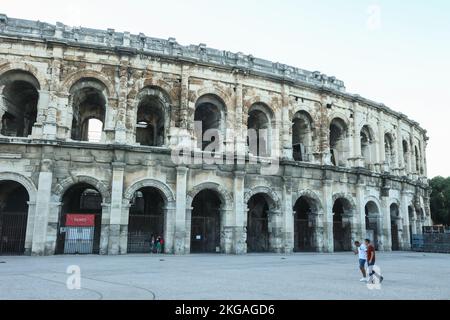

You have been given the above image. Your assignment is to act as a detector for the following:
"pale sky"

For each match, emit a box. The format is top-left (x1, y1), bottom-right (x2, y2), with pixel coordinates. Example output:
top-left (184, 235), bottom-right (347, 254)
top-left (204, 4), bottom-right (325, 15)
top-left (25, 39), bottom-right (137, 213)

top-left (1, 0), bottom-right (449, 177)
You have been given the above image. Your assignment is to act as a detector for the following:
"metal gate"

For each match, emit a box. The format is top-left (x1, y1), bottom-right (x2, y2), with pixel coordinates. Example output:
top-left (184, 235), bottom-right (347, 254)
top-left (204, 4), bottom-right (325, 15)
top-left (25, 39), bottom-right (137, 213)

top-left (63, 227), bottom-right (95, 254)
top-left (191, 216), bottom-right (220, 253)
top-left (391, 223), bottom-right (399, 251)
top-left (247, 216), bottom-right (269, 252)
top-left (0, 211), bottom-right (27, 255)
top-left (127, 214), bottom-right (164, 253)
top-left (294, 219), bottom-right (312, 252)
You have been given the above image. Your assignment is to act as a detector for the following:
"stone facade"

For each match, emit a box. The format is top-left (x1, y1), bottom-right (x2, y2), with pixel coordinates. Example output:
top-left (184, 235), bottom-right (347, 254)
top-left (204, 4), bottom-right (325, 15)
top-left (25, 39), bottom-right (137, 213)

top-left (0, 14), bottom-right (431, 256)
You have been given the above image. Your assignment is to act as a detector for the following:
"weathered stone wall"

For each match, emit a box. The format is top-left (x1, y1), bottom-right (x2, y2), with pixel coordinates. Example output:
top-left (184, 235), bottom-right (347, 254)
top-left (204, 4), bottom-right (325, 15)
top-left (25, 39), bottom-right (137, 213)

top-left (0, 15), bottom-right (431, 256)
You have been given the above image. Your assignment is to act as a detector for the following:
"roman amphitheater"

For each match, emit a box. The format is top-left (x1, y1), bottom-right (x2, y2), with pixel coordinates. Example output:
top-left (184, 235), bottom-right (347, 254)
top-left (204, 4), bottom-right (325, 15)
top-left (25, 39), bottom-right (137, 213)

top-left (0, 15), bottom-right (431, 256)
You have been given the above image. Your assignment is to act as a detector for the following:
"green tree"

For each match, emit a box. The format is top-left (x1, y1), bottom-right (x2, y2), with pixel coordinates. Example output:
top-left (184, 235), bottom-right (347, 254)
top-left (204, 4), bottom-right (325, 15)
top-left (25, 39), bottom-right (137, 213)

top-left (429, 176), bottom-right (450, 226)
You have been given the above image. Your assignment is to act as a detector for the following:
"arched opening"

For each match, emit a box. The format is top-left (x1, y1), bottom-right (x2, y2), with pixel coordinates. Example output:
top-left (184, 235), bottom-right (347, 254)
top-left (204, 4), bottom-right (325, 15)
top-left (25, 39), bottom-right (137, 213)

top-left (127, 187), bottom-right (165, 253)
top-left (194, 95), bottom-right (225, 151)
top-left (365, 201), bottom-right (380, 250)
top-left (329, 118), bottom-right (348, 167)
top-left (292, 111), bottom-right (313, 162)
top-left (70, 78), bottom-right (106, 142)
top-left (136, 94), bottom-right (165, 146)
top-left (190, 189), bottom-right (222, 253)
top-left (0, 180), bottom-right (29, 255)
top-left (360, 125), bottom-right (375, 168)
top-left (293, 196), bottom-right (316, 252)
top-left (247, 193), bottom-right (271, 253)
top-left (56, 183), bottom-right (103, 254)
top-left (414, 146), bottom-right (420, 174)
top-left (247, 104), bottom-right (272, 157)
top-left (0, 70), bottom-right (39, 137)
top-left (332, 198), bottom-right (353, 251)
top-left (402, 140), bottom-right (409, 170)
top-left (384, 133), bottom-right (395, 168)
top-left (390, 203), bottom-right (400, 251)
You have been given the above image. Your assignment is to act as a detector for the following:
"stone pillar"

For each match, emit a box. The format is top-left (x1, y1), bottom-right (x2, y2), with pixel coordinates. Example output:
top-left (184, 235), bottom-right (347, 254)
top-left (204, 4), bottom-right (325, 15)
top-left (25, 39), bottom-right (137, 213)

top-left (31, 89), bottom-right (51, 138)
top-left (234, 82), bottom-right (246, 161)
top-left (119, 201), bottom-right (130, 255)
top-left (221, 207), bottom-right (234, 254)
top-left (321, 172), bottom-right (334, 252)
top-left (163, 200), bottom-right (177, 254)
top-left (342, 213), bottom-right (357, 250)
top-left (115, 58), bottom-right (129, 144)
top-left (232, 171), bottom-right (246, 254)
top-left (352, 112), bottom-right (363, 167)
top-left (378, 118), bottom-right (386, 173)
top-left (174, 166), bottom-right (188, 254)
top-left (99, 203), bottom-right (111, 255)
top-left (175, 65), bottom-right (192, 148)
top-left (400, 191), bottom-right (412, 250)
top-left (281, 177), bottom-right (294, 253)
top-left (31, 158), bottom-right (53, 255)
top-left (355, 182), bottom-right (367, 242)
top-left (396, 119), bottom-right (405, 176)
top-left (394, 216), bottom-right (404, 250)
top-left (108, 162), bottom-right (125, 255)
top-left (311, 212), bottom-right (325, 252)
top-left (45, 201), bottom-right (61, 255)
top-left (281, 84), bottom-right (292, 160)
top-left (24, 200), bottom-right (36, 255)
top-left (380, 196), bottom-right (392, 251)
top-left (269, 210), bottom-right (283, 253)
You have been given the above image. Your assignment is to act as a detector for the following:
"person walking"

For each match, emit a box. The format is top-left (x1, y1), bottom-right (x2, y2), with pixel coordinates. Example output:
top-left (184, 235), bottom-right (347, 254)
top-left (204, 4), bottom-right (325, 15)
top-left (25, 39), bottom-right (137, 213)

top-left (354, 241), bottom-right (367, 282)
top-left (365, 238), bottom-right (384, 284)
top-left (155, 236), bottom-right (162, 254)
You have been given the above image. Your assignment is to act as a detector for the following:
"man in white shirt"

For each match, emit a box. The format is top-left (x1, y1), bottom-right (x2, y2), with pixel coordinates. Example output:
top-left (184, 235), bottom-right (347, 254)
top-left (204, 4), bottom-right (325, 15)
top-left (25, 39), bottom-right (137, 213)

top-left (354, 241), bottom-right (367, 282)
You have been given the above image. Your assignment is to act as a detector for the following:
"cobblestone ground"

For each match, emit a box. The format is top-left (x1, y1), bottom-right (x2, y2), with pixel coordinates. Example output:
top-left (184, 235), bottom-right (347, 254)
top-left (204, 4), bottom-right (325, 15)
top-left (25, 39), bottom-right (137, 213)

top-left (0, 252), bottom-right (449, 300)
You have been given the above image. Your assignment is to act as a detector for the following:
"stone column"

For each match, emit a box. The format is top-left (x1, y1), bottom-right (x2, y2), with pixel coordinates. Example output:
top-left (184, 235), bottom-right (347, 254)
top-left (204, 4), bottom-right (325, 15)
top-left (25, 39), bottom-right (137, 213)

top-left (311, 212), bottom-right (325, 252)
top-left (99, 203), bottom-right (111, 255)
top-left (234, 82), bottom-right (246, 161)
top-left (24, 200), bottom-right (36, 255)
top-left (221, 207), bottom-right (234, 254)
top-left (108, 162), bottom-right (125, 255)
top-left (378, 117), bottom-right (386, 173)
top-left (321, 171), bottom-right (334, 252)
top-left (174, 166), bottom-right (188, 254)
top-left (396, 119), bottom-right (405, 176)
top-left (232, 171), bottom-right (246, 254)
top-left (352, 112), bottom-right (363, 167)
top-left (394, 216), bottom-right (404, 250)
top-left (269, 210), bottom-right (283, 253)
top-left (115, 58), bottom-right (129, 144)
top-left (400, 191), bottom-right (412, 250)
top-left (31, 158), bottom-right (53, 255)
top-left (355, 182), bottom-right (367, 242)
top-left (31, 89), bottom-right (51, 138)
top-left (175, 65), bottom-right (192, 148)
top-left (380, 195), bottom-right (392, 251)
top-left (119, 201), bottom-right (131, 255)
top-left (45, 201), bottom-right (62, 255)
top-left (281, 84), bottom-right (292, 160)
top-left (281, 176), bottom-right (294, 253)
top-left (163, 200), bottom-right (177, 254)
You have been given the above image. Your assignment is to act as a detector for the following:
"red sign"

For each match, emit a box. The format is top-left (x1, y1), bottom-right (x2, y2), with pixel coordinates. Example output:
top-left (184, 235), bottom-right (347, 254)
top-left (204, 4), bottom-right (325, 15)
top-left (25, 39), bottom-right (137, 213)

top-left (66, 214), bottom-right (95, 227)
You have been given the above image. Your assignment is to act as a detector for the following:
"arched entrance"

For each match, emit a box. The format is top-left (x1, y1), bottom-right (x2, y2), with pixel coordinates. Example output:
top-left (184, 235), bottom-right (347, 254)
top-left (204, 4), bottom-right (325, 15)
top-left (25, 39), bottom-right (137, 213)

top-left (365, 201), bottom-right (380, 250)
top-left (0, 181), bottom-right (29, 255)
top-left (127, 187), bottom-right (165, 253)
top-left (390, 203), bottom-right (400, 251)
top-left (56, 183), bottom-right (103, 254)
top-left (247, 193), bottom-right (272, 253)
top-left (293, 196), bottom-right (316, 252)
top-left (190, 189), bottom-right (222, 253)
top-left (332, 197), bottom-right (353, 252)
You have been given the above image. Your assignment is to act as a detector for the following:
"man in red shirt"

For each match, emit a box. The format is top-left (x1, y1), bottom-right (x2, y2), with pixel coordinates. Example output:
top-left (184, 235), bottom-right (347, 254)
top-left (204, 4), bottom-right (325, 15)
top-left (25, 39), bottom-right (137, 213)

top-left (365, 238), bottom-right (384, 284)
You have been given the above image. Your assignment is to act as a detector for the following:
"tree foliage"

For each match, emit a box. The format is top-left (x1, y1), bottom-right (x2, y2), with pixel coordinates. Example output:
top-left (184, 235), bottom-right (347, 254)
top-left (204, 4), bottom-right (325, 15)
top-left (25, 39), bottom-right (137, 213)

top-left (429, 176), bottom-right (450, 226)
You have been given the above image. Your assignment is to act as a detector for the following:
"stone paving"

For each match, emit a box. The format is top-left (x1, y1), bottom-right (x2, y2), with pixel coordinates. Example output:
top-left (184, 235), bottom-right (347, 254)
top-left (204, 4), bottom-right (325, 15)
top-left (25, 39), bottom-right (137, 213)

top-left (0, 251), bottom-right (449, 300)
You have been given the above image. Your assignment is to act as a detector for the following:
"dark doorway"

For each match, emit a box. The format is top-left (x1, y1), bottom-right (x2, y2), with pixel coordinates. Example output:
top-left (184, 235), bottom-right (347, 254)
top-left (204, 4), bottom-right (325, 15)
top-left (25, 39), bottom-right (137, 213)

top-left (332, 198), bottom-right (352, 252)
top-left (293, 197), bottom-right (314, 252)
top-left (247, 194), bottom-right (270, 253)
top-left (0, 181), bottom-right (29, 255)
top-left (127, 187), bottom-right (165, 253)
top-left (56, 183), bottom-right (102, 254)
top-left (365, 201), bottom-right (380, 250)
top-left (390, 203), bottom-right (400, 251)
top-left (190, 190), bottom-right (221, 253)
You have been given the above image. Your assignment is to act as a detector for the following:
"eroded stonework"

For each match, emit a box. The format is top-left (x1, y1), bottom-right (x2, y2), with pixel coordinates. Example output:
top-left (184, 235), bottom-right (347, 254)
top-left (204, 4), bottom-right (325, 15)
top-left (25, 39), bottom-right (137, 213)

top-left (0, 15), bottom-right (431, 256)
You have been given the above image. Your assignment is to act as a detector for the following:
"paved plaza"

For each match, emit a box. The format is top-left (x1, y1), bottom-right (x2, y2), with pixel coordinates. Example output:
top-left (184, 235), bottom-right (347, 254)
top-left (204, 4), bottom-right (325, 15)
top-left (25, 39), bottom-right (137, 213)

top-left (0, 252), bottom-right (449, 300)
